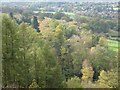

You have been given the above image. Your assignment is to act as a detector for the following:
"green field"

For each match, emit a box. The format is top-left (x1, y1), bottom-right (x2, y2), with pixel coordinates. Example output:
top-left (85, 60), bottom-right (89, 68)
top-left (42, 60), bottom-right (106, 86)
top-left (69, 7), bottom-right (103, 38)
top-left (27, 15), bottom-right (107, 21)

top-left (108, 39), bottom-right (119, 52)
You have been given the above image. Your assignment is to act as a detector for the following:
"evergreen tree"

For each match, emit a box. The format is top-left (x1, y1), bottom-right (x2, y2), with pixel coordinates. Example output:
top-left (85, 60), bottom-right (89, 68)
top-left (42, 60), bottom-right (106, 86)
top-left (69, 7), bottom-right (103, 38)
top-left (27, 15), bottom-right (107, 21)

top-left (32, 16), bottom-right (40, 32)
top-left (9, 12), bottom-right (13, 19)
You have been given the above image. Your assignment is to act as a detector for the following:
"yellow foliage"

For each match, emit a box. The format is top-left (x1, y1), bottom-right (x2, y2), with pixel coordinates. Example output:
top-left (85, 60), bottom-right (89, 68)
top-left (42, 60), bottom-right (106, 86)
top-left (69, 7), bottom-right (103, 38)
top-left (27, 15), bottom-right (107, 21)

top-left (81, 59), bottom-right (94, 83)
top-left (99, 36), bottom-right (107, 47)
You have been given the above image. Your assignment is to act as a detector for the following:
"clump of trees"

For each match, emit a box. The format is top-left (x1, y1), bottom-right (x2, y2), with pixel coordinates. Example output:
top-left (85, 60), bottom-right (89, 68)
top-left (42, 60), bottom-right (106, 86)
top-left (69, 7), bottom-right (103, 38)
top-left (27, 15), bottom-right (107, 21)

top-left (2, 14), bottom-right (118, 88)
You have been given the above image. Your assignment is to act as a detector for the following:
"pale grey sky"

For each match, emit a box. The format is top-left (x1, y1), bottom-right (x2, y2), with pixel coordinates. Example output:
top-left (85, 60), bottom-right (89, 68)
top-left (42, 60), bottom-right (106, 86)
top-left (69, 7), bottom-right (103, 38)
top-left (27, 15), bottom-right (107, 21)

top-left (1, 0), bottom-right (119, 2)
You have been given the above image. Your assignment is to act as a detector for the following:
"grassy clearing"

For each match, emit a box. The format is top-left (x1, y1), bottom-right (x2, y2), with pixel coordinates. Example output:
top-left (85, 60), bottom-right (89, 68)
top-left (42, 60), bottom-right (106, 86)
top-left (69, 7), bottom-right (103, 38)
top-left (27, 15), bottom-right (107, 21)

top-left (108, 39), bottom-right (119, 52)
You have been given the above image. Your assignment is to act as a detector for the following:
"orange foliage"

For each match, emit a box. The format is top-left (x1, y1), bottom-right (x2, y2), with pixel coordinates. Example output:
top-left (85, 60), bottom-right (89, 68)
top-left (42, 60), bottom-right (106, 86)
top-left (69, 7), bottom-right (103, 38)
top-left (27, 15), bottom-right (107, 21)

top-left (39, 19), bottom-right (50, 32)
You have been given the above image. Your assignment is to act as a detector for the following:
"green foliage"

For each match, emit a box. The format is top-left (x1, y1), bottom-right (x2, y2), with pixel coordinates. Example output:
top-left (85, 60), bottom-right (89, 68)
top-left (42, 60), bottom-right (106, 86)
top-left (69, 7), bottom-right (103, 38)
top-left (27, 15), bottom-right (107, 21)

top-left (14, 23), bottom-right (37, 87)
top-left (80, 23), bottom-right (90, 30)
top-left (66, 76), bottom-right (82, 88)
top-left (2, 14), bottom-right (18, 87)
top-left (38, 44), bottom-right (65, 88)
top-left (2, 13), bottom-right (118, 88)
top-left (74, 15), bottom-right (89, 24)
top-left (49, 19), bottom-right (59, 31)
top-left (80, 30), bottom-right (93, 47)
top-left (60, 46), bottom-right (74, 80)
top-left (53, 12), bottom-right (66, 20)
top-left (89, 19), bottom-right (110, 33)
top-left (64, 25), bottom-right (77, 39)
top-left (89, 44), bottom-right (117, 80)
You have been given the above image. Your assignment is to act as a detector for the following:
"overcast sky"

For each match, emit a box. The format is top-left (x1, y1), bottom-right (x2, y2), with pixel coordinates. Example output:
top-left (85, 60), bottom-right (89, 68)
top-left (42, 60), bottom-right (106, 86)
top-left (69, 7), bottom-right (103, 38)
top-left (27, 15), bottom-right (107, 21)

top-left (1, 0), bottom-right (119, 2)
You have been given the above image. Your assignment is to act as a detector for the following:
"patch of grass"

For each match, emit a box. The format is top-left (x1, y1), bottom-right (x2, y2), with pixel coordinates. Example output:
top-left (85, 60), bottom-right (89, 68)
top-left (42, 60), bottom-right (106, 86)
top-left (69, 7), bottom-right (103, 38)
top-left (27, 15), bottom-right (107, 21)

top-left (108, 39), bottom-right (119, 52)
top-left (63, 12), bottom-right (75, 16)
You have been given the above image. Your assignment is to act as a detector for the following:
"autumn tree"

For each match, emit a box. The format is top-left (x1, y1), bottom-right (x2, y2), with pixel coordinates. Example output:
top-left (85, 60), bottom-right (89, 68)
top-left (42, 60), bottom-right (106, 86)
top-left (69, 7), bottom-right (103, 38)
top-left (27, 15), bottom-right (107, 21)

top-left (81, 59), bottom-right (94, 88)
top-left (96, 70), bottom-right (118, 88)
top-left (52, 24), bottom-right (65, 56)
top-left (39, 19), bottom-right (50, 32)
top-left (29, 79), bottom-right (40, 89)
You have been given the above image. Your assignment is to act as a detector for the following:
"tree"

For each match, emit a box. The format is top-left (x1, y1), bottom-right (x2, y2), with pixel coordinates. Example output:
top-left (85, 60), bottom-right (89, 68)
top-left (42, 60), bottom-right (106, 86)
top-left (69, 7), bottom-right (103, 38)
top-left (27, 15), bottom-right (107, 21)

top-left (49, 19), bottom-right (59, 31)
top-left (39, 44), bottom-right (64, 88)
top-left (98, 36), bottom-right (107, 47)
top-left (67, 35), bottom-right (88, 77)
top-left (81, 59), bottom-right (94, 87)
top-left (89, 18), bottom-right (110, 33)
top-left (29, 79), bottom-right (40, 89)
top-left (39, 19), bottom-right (50, 32)
top-left (66, 76), bottom-right (82, 88)
top-left (74, 15), bottom-right (89, 25)
top-left (32, 16), bottom-right (40, 32)
top-left (60, 45), bottom-right (74, 80)
top-left (96, 70), bottom-right (118, 88)
top-left (79, 30), bottom-right (93, 48)
top-left (14, 23), bottom-right (37, 87)
top-left (53, 12), bottom-right (66, 20)
top-left (9, 12), bottom-right (13, 19)
top-left (2, 14), bottom-right (18, 87)
top-left (80, 23), bottom-right (90, 30)
top-left (89, 44), bottom-right (116, 80)
top-left (64, 25), bottom-right (77, 39)
top-left (52, 24), bottom-right (65, 56)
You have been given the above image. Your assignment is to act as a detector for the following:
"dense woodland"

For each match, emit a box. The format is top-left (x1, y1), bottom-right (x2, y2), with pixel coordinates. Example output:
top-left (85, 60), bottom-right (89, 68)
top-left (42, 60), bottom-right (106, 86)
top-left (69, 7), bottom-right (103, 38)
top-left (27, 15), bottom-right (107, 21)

top-left (1, 2), bottom-right (119, 88)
